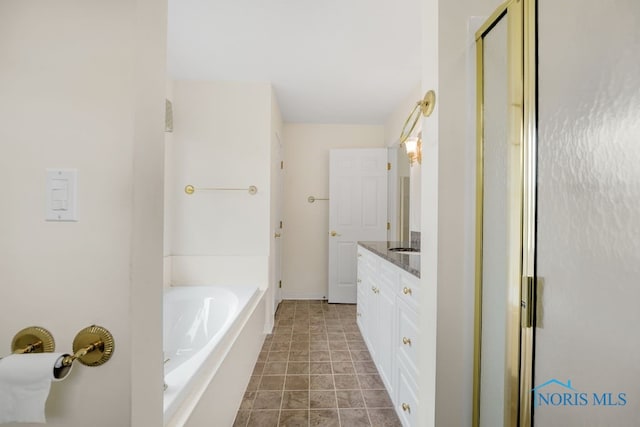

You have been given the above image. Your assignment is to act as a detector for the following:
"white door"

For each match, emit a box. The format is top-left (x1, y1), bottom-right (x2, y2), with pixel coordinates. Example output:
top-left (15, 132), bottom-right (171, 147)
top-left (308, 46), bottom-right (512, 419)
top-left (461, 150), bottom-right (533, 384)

top-left (328, 149), bottom-right (388, 303)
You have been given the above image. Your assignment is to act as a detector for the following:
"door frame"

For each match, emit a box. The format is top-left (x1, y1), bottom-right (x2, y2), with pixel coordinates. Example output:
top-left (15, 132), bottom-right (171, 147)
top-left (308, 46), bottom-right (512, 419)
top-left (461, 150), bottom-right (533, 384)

top-left (272, 131), bottom-right (284, 313)
top-left (473, 0), bottom-right (537, 425)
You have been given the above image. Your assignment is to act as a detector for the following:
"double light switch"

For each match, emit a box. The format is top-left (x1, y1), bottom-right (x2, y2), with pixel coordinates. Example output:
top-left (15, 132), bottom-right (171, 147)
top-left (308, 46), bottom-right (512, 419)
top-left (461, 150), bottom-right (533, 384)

top-left (46, 169), bottom-right (77, 221)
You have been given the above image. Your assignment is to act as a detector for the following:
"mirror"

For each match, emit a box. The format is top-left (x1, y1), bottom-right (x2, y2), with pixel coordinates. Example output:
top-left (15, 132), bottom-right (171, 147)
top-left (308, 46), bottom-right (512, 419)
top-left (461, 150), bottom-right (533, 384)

top-left (397, 145), bottom-right (411, 242)
top-left (388, 144), bottom-right (411, 242)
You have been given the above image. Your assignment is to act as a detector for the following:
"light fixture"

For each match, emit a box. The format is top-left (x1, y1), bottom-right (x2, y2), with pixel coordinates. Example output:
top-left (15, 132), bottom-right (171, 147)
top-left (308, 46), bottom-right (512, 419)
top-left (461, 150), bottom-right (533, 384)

top-left (398, 90), bottom-right (435, 167)
top-left (403, 136), bottom-right (422, 166)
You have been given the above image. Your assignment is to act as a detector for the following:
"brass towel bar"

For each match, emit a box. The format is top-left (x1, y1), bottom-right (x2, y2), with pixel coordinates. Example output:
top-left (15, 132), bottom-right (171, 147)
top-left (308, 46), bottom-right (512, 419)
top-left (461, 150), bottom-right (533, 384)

top-left (185, 184), bottom-right (258, 195)
top-left (307, 196), bottom-right (329, 203)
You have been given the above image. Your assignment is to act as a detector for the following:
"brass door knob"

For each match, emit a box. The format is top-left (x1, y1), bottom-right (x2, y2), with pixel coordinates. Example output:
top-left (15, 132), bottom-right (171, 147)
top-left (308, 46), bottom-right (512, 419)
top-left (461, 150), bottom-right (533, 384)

top-left (274, 232), bottom-right (281, 238)
top-left (330, 230), bottom-right (342, 237)
top-left (402, 403), bottom-right (411, 412)
top-left (402, 337), bottom-right (412, 346)
top-left (402, 287), bottom-right (412, 295)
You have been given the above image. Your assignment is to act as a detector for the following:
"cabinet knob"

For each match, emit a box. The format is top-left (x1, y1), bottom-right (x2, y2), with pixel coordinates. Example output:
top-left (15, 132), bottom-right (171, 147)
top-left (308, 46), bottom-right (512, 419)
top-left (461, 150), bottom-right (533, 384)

top-left (402, 337), bottom-right (412, 346)
top-left (402, 287), bottom-right (412, 295)
top-left (371, 286), bottom-right (376, 293)
top-left (402, 403), bottom-right (411, 412)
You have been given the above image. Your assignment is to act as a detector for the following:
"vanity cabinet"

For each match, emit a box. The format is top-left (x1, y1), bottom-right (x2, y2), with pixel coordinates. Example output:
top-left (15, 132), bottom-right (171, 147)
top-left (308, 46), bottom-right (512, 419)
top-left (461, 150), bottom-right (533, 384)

top-left (356, 245), bottom-right (420, 426)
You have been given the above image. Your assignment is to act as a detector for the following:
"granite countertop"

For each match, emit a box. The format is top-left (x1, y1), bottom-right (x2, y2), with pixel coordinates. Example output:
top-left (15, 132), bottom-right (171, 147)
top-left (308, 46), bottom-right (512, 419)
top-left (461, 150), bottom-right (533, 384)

top-left (357, 241), bottom-right (420, 278)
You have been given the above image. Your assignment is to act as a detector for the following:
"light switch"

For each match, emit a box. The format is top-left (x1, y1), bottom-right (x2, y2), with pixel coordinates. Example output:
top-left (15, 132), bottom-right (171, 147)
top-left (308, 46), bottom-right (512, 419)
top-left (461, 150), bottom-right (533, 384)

top-left (46, 169), bottom-right (77, 221)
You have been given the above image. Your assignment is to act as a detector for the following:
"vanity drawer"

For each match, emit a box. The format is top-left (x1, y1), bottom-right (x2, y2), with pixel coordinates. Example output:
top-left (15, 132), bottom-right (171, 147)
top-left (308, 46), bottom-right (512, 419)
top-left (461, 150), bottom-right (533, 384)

top-left (380, 257), bottom-right (400, 286)
top-left (397, 299), bottom-right (419, 374)
top-left (396, 359), bottom-right (419, 427)
top-left (398, 271), bottom-right (419, 311)
top-left (357, 247), bottom-right (379, 271)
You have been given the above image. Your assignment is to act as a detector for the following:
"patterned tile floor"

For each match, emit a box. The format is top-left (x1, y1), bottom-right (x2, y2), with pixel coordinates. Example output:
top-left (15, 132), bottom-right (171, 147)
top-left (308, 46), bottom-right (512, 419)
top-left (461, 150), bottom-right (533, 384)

top-left (233, 300), bottom-right (402, 427)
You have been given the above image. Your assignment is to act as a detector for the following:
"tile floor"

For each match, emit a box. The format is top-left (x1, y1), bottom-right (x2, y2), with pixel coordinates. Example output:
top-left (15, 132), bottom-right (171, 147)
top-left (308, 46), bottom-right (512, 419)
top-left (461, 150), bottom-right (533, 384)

top-left (233, 300), bottom-right (402, 427)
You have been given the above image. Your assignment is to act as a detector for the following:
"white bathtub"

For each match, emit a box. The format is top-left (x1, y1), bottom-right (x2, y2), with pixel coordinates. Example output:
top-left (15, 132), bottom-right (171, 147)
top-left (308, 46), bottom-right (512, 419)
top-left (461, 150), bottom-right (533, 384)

top-left (163, 284), bottom-right (262, 426)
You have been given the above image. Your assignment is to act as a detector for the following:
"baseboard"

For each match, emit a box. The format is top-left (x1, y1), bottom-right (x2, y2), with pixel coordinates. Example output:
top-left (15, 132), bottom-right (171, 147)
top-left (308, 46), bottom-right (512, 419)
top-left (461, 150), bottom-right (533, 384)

top-left (280, 290), bottom-right (327, 300)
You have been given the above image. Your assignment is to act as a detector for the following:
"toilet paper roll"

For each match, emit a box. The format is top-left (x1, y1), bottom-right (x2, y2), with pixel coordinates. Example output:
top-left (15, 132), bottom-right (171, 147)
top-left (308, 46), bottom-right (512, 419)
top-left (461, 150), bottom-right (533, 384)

top-left (0, 353), bottom-right (71, 424)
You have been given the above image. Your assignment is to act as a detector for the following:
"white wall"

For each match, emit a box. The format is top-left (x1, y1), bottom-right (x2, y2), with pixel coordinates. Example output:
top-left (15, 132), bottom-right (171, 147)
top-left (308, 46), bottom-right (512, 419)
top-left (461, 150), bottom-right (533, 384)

top-left (418, 0), bottom-right (502, 426)
top-left (282, 124), bottom-right (385, 299)
top-left (168, 81), bottom-right (272, 287)
top-left (0, 1), bottom-right (166, 426)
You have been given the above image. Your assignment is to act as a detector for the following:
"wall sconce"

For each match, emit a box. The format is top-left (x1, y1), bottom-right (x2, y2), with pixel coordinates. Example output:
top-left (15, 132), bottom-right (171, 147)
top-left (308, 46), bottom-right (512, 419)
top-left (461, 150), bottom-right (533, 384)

top-left (399, 90), bottom-right (435, 167)
top-left (403, 136), bottom-right (422, 166)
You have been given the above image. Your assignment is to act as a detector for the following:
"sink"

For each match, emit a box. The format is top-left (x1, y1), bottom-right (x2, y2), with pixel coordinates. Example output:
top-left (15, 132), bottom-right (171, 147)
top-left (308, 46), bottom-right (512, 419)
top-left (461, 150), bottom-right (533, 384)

top-left (388, 247), bottom-right (420, 255)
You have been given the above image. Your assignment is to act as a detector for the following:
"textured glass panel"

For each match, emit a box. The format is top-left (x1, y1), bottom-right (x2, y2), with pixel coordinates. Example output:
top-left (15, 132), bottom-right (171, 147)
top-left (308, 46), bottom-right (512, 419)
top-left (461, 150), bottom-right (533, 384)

top-left (535, 0), bottom-right (640, 424)
top-left (479, 14), bottom-right (509, 427)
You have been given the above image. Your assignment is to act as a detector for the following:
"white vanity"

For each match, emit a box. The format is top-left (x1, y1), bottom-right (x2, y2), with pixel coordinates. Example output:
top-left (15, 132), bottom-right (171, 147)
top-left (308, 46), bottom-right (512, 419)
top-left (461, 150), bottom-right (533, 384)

top-left (356, 242), bottom-right (420, 427)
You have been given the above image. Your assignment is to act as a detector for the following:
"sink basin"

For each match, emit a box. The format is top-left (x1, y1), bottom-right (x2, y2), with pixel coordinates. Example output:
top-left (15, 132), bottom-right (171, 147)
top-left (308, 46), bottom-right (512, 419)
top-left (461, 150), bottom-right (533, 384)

top-left (388, 247), bottom-right (420, 255)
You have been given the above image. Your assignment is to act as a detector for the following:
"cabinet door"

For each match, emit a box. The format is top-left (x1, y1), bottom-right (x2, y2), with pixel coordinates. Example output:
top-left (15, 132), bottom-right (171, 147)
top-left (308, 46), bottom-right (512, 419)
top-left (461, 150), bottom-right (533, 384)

top-left (356, 250), bottom-right (376, 359)
top-left (363, 276), bottom-right (379, 361)
top-left (356, 279), bottom-right (369, 345)
top-left (375, 280), bottom-right (396, 397)
top-left (397, 298), bottom-right (419, 376)
top-left (396, 358), bottom-right (419, 427)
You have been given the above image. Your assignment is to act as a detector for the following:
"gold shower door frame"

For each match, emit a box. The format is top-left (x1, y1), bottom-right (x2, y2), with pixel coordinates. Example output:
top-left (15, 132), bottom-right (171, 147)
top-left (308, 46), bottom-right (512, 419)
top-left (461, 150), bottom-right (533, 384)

top-left (473, 0), bottom-right (537, 426)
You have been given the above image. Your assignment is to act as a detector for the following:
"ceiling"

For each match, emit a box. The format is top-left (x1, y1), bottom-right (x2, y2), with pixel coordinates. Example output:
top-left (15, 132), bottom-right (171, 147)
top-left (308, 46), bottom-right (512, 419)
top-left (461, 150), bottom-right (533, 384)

top-left (167, 0), bottom-right (422, 124)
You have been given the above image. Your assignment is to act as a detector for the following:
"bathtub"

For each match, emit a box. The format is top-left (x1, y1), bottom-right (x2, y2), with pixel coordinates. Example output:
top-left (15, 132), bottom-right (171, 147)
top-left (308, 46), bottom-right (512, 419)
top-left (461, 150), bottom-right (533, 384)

top-left (163, 284), bottom-right (264, 426)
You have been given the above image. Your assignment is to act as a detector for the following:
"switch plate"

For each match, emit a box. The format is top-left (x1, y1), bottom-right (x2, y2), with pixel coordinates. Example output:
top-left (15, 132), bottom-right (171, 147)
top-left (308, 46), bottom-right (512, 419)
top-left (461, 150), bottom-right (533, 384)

top-left (46, 169), bottom-right (77, 221)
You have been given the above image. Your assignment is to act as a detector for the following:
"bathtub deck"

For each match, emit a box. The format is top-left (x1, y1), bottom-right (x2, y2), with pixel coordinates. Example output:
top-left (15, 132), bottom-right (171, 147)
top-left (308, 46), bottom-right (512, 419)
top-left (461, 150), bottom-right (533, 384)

top-left (233, 300), bottom-right (401, 427)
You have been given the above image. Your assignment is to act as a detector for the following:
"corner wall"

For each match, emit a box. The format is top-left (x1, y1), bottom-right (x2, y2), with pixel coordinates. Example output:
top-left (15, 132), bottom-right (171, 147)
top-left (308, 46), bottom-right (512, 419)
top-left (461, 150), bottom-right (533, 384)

top-left (281, 124), bottom-right (385, 299)
top-left (0, 1), bottom-right (167, 426)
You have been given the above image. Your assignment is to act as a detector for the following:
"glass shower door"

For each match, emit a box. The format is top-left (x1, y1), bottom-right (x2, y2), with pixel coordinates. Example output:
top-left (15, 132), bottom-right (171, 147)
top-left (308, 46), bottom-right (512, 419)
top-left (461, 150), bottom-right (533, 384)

top-left (533, 1), bottom-right (640, 425)
top-left (474, 0), bottom-right (538, 425)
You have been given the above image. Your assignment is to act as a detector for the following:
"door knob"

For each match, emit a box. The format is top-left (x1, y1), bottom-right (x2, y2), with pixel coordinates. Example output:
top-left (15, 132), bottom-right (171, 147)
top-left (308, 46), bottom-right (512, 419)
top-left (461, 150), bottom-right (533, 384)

top-left (274, 232), bottom-right (281, 238)
top-left (402, 337), bottom-right (412, 346)
top-left (329, 231), bottom-right (342, 237)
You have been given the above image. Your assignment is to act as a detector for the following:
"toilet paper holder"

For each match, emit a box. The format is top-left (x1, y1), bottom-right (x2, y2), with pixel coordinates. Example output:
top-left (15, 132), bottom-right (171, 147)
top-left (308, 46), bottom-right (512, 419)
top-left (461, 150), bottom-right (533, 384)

top-left (61, 325), bottom-right (115, 368)
top-left (11, 326), bottom-right (56, 354)
top-left (10, 325), bottom-right (115, 379)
